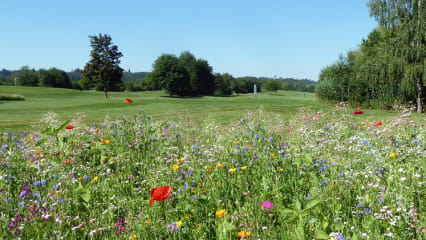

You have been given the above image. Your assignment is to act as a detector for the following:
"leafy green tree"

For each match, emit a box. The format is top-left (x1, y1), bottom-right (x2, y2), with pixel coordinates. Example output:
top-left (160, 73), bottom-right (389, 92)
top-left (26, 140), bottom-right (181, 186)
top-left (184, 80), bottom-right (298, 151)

top-left (82, 33), bottom-right (124, 99)
top-left (196, 59), bottom-right (215, 95)
top-left (368, 0), bottom-right (425, 112)
top-left (72, 81), bottom-right (82, 90)
top-left (15, 66), bottom-right (39, 86)
top-left (222, 73), bottom-right (234, 95)
top-left (124, 81), bottom-right (134, 91)
top-left (151, 54), bottom-right (191, 96)
top-left (39, 68), bottom-right (72, 88)
top-left (141, 72), bottom-right (160, 90)
top-left (179, 51), bottom-right (199, 94)
top-left (214, 73), bottom-right (233, 96)
top-left (263, 80), bottom-right (281, 94)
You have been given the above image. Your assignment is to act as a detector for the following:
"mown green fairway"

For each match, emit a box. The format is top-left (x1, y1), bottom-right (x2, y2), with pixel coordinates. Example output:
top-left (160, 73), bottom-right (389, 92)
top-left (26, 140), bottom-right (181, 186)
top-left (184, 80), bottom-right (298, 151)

top-left (0, 86), bottom-right (319, 130)
top-left (0, 86), bottom-right (421, 131)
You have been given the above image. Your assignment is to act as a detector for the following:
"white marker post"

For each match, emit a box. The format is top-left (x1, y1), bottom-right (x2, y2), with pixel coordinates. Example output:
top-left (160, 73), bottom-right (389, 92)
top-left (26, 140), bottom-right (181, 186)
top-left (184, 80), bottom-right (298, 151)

top-left (254, 84), bottom-right (257, 97)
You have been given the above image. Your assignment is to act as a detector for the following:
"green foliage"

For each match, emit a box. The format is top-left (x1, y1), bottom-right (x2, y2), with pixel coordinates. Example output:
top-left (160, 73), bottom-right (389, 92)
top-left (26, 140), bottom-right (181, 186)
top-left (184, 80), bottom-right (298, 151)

top-left (71, 81), bottom-right (82, 90)
top-left (320, 1), bottom-right (426, 111)
top-left (263, 80), bottom-right (281, 94)
top-left (196, 59), bottom-right (215, 95)
top-left (234, 77), bottom-right (262, 94)
top-left (151, 54), bottom-right (192, 96)
top-left (14, 66), bottom-right (39, 86)
top-left (82, 33), bottom-right (124, 99)
top-left (39, 68), bottom-right (72, 88)
top-left (213, 73), bottom-right (233, 96)
top-left (0, 93), bottom-right (25, 100)
top-left (150, 51), bottom-right (215, 96)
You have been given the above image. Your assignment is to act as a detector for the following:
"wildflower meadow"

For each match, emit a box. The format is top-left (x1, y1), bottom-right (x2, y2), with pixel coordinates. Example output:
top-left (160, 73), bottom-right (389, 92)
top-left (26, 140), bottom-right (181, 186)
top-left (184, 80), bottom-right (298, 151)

top-left (0, 105), bottom-right (424, 239)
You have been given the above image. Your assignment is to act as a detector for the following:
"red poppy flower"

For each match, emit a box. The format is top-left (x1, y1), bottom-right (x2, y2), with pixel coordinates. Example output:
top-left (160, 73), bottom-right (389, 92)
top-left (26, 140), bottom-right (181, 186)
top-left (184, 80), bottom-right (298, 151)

top-left (66, 125), bottom-right (74, 130)
top-left (125, 98), bottom-right (133, 103)
top-left (353, 110), bottom-right (363, 115)
top-left (372, 121), bottom-right (382, 127)
top-left (149, 186), bottom-right (173, 206)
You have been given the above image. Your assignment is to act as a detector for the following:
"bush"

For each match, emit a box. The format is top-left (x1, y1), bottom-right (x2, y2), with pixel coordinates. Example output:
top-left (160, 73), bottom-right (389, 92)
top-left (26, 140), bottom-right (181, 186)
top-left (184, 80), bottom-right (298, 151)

top-left (0, 93), bottom-right (25, 100)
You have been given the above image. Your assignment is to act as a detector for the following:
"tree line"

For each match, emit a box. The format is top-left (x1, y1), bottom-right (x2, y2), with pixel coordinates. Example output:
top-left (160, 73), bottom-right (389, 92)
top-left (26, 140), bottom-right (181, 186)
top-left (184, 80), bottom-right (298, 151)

top-left (318, 0), bottom-right (425, 112)
top-left (1, 33), bottom-right (316, 98)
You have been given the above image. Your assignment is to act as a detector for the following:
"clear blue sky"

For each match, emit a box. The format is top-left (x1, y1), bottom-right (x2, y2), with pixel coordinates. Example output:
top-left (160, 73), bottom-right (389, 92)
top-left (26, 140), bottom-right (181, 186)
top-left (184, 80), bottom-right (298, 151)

top-left (0, 0), bottom-right (377, 81)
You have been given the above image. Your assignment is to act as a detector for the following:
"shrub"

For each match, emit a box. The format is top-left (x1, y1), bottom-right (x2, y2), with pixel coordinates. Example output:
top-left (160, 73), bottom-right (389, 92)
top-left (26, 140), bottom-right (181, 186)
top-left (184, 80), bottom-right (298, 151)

top-left (0, 93), bottom-right (25, 100)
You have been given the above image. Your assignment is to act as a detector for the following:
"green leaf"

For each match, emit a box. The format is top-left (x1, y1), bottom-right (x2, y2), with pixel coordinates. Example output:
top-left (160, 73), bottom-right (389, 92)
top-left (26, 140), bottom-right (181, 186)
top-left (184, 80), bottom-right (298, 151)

top-left (316, 230), bottom-right (330, 239)
top-left (54, 120), bottom-right (70, 135)
top-left (294, 199), bottom-right (301, 212)
top-left (75, 183), bottom-right (84, 194)
top-left (35, 138), bottom-right (47, 146)
top-left (41, 127), bottom-right (53, 136)
top-left (280, 208), bottom-right (295, 216)
top-left (81, 191), bottom-right (91, 203)
top-left (304, 198), bottom-right (321, 211)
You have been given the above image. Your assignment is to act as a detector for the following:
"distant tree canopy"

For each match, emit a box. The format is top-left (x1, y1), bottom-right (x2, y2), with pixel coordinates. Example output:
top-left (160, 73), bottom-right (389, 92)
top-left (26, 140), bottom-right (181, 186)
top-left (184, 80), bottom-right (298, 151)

top-left (263, 80), bottom-right (281, 94)
top-left (15, 66), bottom-right (39, 86)
top-left (318, 0), bottom-right (425, 112)
top-left (82, 33), bottom-right (124, 99)
top-left (149, 51), bottom-right (215, 96)
top-left (39, 68), bottom-right (71, 88)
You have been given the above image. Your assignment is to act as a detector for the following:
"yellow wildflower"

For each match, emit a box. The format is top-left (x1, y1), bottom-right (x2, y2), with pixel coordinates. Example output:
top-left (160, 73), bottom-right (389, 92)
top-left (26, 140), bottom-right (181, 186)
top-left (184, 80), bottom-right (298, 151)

top-left (146, 219), bottom-right (152, 224)
top-left (229, 168), bottom-right (237, 173)
top-left (270, 153), bottom-right (275, 158)
top-left (131, 234), bottom-right (137, 240)
top-left (206, 166), bottom-right (213, 172)
top-left (176, 220), bottom-right (182, 227)
top-left (93, 176), bottom-right (99, 182)
top-left (237, 230), bottom-right (251, 238)
top-left (241, 166), bottom-right (247, 170)
top-left (216, 209), bottom-right (225, 218)
top-left (279, 168), bottom-right (284, 172)
top-left (389, 152), bottom-right (396, 158)
top-left (216, 164), bottom-right (224, 169)
top-left (185, 214), bottom-right (192, 219)
top-left (102, 139), bottom-right (110, 144)
top-left (172, 165), bottom-right (180, 171)
top-left (28, 137), bottom-right (33, 141)
top-left (206, 138), bottom-right (210, 143)
top-left (176, 158), bottom-right (185, 164)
